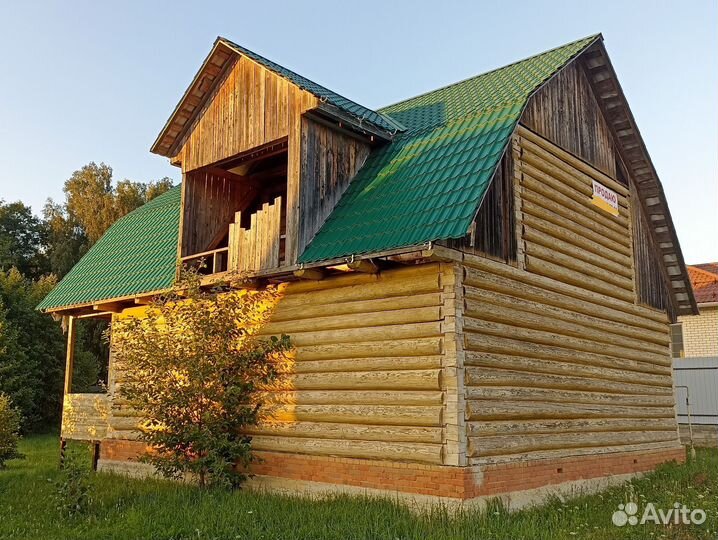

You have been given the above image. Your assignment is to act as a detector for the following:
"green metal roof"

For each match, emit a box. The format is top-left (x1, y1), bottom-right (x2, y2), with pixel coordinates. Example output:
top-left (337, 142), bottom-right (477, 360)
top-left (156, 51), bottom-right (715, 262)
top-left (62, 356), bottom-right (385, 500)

top-left (39, 35), bottom-right (599, 311)
top-left (298, 34), bottom-right (600, 262)
top-left (36, 187), bottom-right (181, 311)
top-left (220, 38), bottom-right (405, 135)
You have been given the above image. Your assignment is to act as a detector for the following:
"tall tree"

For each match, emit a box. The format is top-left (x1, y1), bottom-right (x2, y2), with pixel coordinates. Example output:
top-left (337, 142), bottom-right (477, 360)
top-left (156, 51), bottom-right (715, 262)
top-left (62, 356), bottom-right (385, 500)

top-left (0, 201), bottom-right (49, 279)
top-left (56, 162), bottom-right (173, 246)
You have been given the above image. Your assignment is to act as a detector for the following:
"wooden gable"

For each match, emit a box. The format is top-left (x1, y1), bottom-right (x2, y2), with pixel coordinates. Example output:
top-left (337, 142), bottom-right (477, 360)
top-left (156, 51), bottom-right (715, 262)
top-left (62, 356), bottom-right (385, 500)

top-left (170, 54), bottom-right (318, 173)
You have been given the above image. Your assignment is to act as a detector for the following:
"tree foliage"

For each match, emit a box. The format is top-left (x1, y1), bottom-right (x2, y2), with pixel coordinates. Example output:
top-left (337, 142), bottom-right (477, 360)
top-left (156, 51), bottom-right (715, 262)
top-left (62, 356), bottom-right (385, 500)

top-left (0, 393), bottom-right (23, 467)
top-left (0, 201), bottom-right (49, 279)
top-left (111, 270), bottom-right (290, 488)
top-left (0, 269), bottom-right (68, 429)
top-left (0, 161), bottom-right (174, 431)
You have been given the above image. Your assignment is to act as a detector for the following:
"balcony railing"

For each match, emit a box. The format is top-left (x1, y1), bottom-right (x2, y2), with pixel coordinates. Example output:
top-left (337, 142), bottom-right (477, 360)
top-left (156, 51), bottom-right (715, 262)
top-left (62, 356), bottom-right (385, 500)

top-left (228, 196), bottom-right (283, 273)
top-left (181, 196), bottom-right (284, 277)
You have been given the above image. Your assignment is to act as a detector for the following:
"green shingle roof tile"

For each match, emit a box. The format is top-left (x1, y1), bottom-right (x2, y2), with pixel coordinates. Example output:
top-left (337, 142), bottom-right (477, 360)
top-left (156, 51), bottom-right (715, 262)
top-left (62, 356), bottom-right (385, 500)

top-left (36, 187), bottom-right (182, 311)
top-left (39, 35), bottom-right (600, 311)
top-left (299, 34), bottom-right (599, 262)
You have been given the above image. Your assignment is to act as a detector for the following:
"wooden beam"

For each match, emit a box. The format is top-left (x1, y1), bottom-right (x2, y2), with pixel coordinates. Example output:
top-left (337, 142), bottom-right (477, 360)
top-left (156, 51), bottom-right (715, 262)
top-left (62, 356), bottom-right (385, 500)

top-left (93, 302), bottom-right (125, 313)
top-left (63, 316), bottom-right (76, 395)
top-left (134, 297), bottom-right (153, 305)
top-left (293, 268), bottom-right (326, 281)
top-left (347, 259), bottom-right (379, 274)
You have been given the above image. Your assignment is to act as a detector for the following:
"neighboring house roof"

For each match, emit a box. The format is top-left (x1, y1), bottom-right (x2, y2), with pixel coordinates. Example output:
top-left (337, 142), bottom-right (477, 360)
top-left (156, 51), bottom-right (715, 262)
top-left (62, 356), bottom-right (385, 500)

top-left (36, 187), bottom-right (181, 311)
top-left (687, 264), bottom-right (718, 304)
top-left (299, 35), bottom-right (598, 262)
top-left (38, 35), bottom-right (696, 315)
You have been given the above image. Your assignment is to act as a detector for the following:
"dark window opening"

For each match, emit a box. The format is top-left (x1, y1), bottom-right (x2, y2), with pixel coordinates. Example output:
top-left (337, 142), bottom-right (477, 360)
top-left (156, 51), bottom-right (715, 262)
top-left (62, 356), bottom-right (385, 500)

top-left (71, 317), bottom-right (110, 394)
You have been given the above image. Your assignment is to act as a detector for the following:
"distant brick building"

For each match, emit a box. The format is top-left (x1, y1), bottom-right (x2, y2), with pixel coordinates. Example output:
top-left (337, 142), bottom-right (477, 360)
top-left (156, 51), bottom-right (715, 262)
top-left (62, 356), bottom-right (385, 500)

top-left (673, 264), bottom-right (718, 358)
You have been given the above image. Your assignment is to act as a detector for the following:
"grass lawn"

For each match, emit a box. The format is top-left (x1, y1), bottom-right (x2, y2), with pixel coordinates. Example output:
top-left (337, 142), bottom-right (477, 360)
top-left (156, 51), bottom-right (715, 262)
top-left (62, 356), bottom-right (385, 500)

top-left (0, 435), bottom-right (715, 540)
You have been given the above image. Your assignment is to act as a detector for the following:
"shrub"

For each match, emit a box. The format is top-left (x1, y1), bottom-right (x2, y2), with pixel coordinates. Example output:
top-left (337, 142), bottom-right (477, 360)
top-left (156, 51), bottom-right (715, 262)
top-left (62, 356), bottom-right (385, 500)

top-left (55, 449), bottom-right (92, 517)
top-left (111, 268), bottom-right (291, 489)
top-left (0, 393), bottom-right (23, 467)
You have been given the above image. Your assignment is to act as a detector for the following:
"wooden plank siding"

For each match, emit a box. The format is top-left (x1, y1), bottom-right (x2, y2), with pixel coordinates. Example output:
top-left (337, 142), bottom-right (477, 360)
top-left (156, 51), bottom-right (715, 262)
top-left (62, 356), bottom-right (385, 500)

top-left (104, 263), bottom-right (465, 465)
top-left (171, 55), bottom-right (319, 265)
top-left (461, 127), bottom-right (679, 465)
top-left (181, 169), bottom-right (256, 257)
top-left (298, 117), bottom-right (371, 255)
top-left (521, 59), bottom-right (616, 179)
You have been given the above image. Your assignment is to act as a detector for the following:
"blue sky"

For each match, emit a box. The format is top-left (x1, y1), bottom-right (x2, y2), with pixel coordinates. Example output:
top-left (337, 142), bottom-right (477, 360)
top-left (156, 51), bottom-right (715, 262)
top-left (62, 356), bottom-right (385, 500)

top-left (0, 0), bottom-right (715, 262)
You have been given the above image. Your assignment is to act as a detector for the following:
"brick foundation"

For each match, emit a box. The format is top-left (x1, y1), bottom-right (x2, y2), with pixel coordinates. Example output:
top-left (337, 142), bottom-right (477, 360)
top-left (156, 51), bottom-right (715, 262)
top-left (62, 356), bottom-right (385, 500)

top-left (100, 440), bottom-right (685, 500)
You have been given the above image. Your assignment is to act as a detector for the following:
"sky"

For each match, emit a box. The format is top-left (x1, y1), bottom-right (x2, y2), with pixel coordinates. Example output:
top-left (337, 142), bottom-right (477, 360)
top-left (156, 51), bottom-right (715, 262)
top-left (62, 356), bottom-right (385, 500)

top-left (0, 0), bottom-right (715, 263)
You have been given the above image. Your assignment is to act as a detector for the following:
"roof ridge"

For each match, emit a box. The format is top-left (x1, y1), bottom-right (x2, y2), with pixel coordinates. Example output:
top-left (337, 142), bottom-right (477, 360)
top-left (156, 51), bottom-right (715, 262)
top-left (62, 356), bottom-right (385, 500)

top-left (217, 37), bottom-right (404, 133)
top-left (379, 33), bottom-right (602, 114)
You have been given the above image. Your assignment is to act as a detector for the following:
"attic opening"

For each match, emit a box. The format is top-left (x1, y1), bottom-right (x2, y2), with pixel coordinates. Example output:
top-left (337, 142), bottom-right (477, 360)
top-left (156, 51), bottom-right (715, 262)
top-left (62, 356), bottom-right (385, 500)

top-left (180, 139), bottom-right (288, 275)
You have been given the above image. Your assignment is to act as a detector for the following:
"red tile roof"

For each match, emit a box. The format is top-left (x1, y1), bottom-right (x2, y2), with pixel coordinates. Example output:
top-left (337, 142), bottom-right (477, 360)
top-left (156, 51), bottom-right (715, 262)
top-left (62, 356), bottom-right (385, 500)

top-left (687, 263), bottom-right (718, 304)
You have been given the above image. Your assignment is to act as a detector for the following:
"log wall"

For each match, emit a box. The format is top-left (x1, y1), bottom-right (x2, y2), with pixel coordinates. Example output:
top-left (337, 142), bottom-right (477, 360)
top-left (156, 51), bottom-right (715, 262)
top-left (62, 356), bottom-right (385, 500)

top-left (105, 263), bottom-right (464, 465)
top-left (461, 127), bottom-right (680, 465)
top-left (61, 393), bottom-right (109, 441)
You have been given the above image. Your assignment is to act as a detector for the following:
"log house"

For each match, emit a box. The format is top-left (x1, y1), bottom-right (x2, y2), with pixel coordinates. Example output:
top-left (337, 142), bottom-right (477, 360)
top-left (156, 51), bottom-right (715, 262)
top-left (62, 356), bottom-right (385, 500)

top-left (38, 34), bottom-right (697, 504)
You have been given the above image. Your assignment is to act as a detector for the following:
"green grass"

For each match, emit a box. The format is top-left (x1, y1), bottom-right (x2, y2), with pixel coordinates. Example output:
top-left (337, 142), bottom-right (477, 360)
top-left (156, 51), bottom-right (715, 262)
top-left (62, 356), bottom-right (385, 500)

top-left (0, 435), bottom-right (715, 540)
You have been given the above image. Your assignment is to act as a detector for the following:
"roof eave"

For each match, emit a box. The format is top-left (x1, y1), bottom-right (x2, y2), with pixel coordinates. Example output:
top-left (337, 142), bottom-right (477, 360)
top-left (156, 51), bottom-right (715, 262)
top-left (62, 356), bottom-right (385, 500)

top-left (579, 41), bottom-right (698, 316)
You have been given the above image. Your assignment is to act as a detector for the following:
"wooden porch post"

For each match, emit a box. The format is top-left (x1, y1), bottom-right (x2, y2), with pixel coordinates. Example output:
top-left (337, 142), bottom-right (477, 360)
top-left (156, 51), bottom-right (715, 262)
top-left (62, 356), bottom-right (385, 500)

top-left (60, 315), bottom-right (76, 468)
top-left (63, 316), bottom-right (76, 395)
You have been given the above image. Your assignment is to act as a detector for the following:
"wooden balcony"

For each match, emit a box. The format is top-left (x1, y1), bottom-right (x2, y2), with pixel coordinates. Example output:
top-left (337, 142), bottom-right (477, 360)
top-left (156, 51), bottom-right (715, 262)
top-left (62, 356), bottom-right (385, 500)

top-left (61, 393), bottom-right (109, 441)
top-left (182, 196), bottom-right (285, 277)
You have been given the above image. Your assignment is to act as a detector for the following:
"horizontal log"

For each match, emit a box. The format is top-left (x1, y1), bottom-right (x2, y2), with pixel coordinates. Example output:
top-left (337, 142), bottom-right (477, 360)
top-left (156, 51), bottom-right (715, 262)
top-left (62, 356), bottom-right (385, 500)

top-left (524, 226), bottom-right (633, 279)
top-left (523, 212), bottom-right (632, 266)
top-left (469, 440), bottom-right (681, 465)
top-left (463, 319), bottom-right (670, 368)
top-left (296, 337), bottom-right (443, 361)
top-left (463, 266), bottom-right (668, 338)
top-left (271, 369), bottom-right (442, 391)
top-left (250, 435), bottom-right (443, 464)
top-left (287, 355), bottom-right (443, 374)
top-left (265, 404), bottom-right (442, 426)
top-left (517, 126), bottom-right (630, 196)
top-left (269, 292), bottom-right (442, 323)
top-left (257, 389), bottom-right (444, 406)
top-left (285, 321), bottom-right (442, 347)
top-left (521, 149), bottom-right (630, 213)
top-left (464, 351), bottom-right (671, 387)
top-left (262, 306), bottom-right (441, 336)
top-left (521, 186), bottom-right (631, 251)
top-left (466, 387), bottom-right (675, 408)
top-left (469, 430), bottom-right (677, 458)
top-left (465, 400), bottom-right (675, 421)
top-left (522, 200), bottom-right (632, 258)
top-left (462, 252), bottom-right (667, 325)
top-left (463, 277), bottom-right (667, 346)
top-left (248, 421), bottom-right (442, 444)
top-left (284, 263), bottom-right (440, 295)
top-left (465, 367), bottom-right (672, 396)
top-left (525, 245), bottom-right (634, 299)
top-left (521, 169), bottom-right (628, 234)
top-left (467, 417), bottom-right (678, 437)
top-left (277, 272), bottom-right (441, 308)
top-left (464, 293), bottom-right (668, 356)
